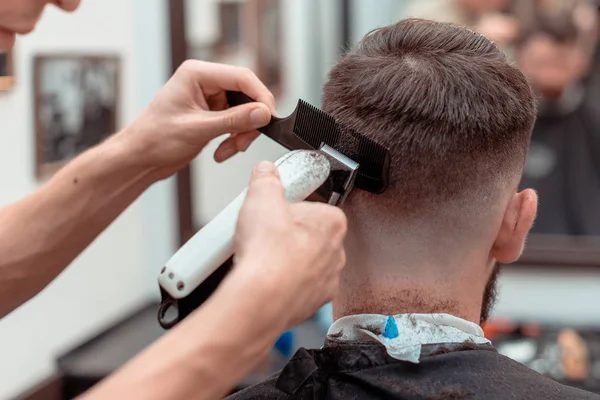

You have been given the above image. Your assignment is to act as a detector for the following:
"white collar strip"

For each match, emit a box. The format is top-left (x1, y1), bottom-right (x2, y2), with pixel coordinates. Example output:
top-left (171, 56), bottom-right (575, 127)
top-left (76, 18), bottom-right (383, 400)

top-left (327, 313), bottom-right (491, 363)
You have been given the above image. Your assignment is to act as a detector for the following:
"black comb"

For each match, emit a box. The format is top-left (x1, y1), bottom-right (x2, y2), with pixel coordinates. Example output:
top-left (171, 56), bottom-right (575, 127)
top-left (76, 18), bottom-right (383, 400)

top-left (226, 91), bottom-right (390, 193)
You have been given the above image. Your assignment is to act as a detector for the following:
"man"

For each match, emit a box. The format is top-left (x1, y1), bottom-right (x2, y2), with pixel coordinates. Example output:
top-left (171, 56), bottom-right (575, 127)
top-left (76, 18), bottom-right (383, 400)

top-left (229, 19), bottom-right (599, 399)
top-left (0, 1), bottom-right (348, 399)
top-left (516, 6), bottom-right (600, 235)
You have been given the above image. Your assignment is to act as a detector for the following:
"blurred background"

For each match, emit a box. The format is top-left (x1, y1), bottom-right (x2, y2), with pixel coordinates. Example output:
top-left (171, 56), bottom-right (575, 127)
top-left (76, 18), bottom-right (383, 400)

top-left (1, 0), bottom-right (600, 398)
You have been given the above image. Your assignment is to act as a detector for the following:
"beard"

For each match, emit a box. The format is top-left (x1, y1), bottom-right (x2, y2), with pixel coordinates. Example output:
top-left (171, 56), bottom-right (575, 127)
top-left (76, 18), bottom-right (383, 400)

top-left (480, 262), bottom-right (501, 324)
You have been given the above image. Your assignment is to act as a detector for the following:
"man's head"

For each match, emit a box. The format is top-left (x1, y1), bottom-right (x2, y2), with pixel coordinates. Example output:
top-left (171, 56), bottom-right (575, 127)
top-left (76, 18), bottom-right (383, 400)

top-left (0, 0), bottom-right (80, 50)
top-left (516, 9), bottom-right (595, 99)
top-left (324, 19), bottom-right (538, 324)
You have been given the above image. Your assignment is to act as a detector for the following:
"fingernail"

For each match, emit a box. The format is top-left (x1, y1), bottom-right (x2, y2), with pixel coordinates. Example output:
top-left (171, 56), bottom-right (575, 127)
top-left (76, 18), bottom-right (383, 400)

top-left (250, 107), bottom-right (270, 126)
top-left (255, 161), bottom-right (275, 173)
top-left (219, 143), bottom-right (236, 161)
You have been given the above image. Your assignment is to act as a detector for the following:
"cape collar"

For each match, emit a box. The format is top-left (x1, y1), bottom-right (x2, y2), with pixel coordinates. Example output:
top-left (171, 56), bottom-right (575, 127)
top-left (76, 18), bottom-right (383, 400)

top-left (326, 313), bottom-right (490, 363)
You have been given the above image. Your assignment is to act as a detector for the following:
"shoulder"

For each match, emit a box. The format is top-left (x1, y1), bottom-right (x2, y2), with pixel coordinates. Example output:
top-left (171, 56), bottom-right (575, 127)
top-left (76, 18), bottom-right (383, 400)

top-left (226, 373), bottom-right (287, 400)
top-left (437, 349), bottom-right (600, 399)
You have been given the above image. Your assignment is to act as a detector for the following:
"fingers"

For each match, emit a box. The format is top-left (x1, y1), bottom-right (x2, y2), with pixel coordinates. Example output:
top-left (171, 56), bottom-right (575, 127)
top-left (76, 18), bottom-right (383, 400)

top-left (206, 91), bottom-right (229, 111)
top-left (200, 102), bottom-right (271, 141)
top-left (214, 130), bottom-right (262, 162)
top-left (290, 202), bottom-right (348, 243)
top-left (232, 163), bottom-right (348, 330)
top-left (288, 202), bottom-right (348, 278)
top-left (214, 134), bottom-right (239, 162)
top-left (175, 60), bottom-right (276, 156)
top-left (235, 131), bottom-right (261, 153)
top-left (180, 60), bottom-right (276, 113)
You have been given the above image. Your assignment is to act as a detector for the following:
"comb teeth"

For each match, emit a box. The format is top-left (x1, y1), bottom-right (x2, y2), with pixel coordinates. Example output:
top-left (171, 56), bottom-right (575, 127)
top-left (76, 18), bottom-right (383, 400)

top-left (293, 100), bottom-right (390, 193)
top-left (295, 101), bottom-right (340, 149)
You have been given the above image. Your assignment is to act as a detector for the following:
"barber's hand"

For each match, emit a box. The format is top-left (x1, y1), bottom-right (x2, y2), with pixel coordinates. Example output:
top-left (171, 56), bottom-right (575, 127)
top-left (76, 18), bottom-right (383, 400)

top-left (121, 61), bottom-right (276, 179)
top-left (232, 161), bottom-right (348, 330)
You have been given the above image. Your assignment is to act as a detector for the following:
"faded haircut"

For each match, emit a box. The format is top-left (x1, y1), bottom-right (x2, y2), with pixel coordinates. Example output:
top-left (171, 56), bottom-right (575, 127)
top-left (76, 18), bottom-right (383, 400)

top-left (323, 19), bottom-right (536, 219)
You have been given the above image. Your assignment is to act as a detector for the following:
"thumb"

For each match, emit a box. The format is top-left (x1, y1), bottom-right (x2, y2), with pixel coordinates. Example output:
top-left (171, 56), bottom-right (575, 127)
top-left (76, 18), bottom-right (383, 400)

top-left (246, 161), bottom-right (285, 200)
top-left (240, 161), bottom-right (286, 220)
top-left (202, 103), bottom-right (271, 137)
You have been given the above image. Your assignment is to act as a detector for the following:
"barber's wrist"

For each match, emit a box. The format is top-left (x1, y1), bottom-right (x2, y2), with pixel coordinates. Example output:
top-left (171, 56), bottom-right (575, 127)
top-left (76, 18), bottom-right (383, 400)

top-left (176, 266), bottom-right (284, 384)
top-left (218, 264), bottom-right (290, 340)
top-left (106, 128), bottom-right (163, 184)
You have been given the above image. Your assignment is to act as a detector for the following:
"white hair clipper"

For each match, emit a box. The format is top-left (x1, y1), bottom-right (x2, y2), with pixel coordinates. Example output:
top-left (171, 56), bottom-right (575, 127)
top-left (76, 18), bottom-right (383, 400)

top-left (157, 91), bottom-right (389, 328)
top-left (158, 148), bottom-right (360, 328)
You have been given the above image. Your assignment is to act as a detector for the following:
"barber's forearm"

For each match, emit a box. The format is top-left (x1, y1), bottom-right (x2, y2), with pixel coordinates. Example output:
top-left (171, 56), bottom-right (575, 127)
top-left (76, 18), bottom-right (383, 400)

top-left (0, 132), bottom-right (156, 317)
top-left (80, 266), bottom-right (285, 400)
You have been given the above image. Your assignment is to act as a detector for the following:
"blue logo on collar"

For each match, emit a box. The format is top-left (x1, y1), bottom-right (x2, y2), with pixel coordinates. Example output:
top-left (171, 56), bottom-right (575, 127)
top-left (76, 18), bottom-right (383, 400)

top-left (383, 316), bottom-right (399, 339)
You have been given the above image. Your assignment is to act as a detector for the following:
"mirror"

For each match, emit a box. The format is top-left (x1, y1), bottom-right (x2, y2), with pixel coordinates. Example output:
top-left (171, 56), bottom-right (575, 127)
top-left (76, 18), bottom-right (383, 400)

top-left (345, 0), bottom-right (600, 267)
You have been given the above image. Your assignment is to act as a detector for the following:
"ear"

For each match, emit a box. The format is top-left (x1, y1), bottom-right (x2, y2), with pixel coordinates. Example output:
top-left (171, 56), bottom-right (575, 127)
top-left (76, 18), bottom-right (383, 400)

top-left (492, 189), bottom-right (538, 264)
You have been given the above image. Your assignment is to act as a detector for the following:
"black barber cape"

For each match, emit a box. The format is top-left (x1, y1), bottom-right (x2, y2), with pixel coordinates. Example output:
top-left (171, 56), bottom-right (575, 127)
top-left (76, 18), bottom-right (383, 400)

top-left (227, 339), bottom-right (599, 399)
top-left (520, 85), bottom-right (600, 235)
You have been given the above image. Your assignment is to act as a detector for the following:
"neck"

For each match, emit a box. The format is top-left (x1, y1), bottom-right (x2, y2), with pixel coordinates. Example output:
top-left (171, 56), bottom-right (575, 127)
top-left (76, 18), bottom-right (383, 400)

top-left (333, 264), bottom-right (491, 325)
top-left (337, 200), bottom-right (502, 326)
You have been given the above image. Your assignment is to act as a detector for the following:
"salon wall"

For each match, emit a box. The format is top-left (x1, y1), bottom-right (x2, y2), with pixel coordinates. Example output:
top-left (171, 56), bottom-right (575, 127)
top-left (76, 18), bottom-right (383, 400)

top-left (0, 0), bottom-right (174, 397)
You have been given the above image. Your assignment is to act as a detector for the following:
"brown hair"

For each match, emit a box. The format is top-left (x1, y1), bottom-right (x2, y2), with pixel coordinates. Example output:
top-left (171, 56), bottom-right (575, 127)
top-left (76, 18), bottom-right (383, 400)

top-left (323, 19), bottom-right (536, 219)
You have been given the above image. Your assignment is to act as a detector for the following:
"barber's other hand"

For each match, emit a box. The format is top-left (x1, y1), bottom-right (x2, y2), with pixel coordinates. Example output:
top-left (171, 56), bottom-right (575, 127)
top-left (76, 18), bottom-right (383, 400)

top-left (121, 61), bottom-right (276, 179)
top-left (233, 161), bottom-right (348, 331)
